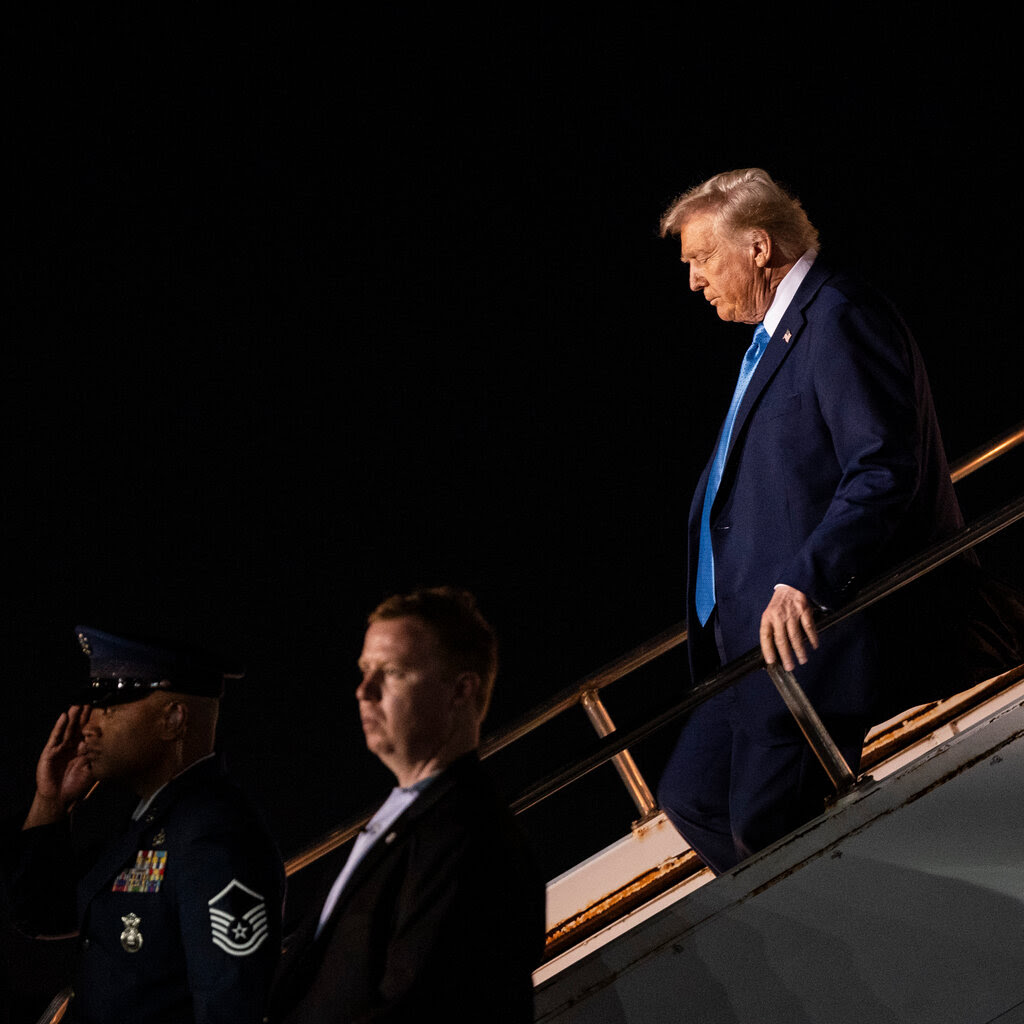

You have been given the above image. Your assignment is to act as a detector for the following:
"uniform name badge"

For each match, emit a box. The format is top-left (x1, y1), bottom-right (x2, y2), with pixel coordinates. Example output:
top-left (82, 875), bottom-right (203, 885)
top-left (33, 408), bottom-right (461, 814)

top-left (120, 912), bottom-right (143, 953)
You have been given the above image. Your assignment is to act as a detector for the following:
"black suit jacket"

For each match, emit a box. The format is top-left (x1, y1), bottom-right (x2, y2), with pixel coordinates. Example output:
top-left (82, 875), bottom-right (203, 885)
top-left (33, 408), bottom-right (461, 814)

top-left (271, 753), bottom-right (546, 1023)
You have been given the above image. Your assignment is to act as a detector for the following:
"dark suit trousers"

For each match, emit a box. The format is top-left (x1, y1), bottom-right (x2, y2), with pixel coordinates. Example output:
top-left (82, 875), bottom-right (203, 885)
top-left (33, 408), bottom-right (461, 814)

top-left (657, 668), bottom-right (868, 874)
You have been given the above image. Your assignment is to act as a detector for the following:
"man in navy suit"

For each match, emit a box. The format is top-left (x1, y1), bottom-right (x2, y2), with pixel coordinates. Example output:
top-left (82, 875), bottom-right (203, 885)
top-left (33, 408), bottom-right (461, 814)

top-left (656, 168), bottom-right (965, 874)
top-left (269, 587), bottom-right (546, 1023)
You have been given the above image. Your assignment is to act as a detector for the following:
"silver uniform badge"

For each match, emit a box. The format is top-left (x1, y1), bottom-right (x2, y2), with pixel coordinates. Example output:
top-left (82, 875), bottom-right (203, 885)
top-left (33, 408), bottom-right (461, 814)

top-left (120, 912), bottom-right (143, 953)
top-left (208, 880), bottom-right (269, 957)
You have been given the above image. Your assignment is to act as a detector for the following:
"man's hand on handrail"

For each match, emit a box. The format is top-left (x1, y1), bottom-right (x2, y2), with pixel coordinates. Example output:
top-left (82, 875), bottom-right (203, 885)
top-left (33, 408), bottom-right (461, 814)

top-left (760, 585), bottom-right (820, 672)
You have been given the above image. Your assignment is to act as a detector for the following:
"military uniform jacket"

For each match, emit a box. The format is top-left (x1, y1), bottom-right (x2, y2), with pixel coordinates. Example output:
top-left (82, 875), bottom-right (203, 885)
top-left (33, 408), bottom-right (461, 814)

top-left (5, 755), bottom-right (285, 1024)
top-left (269, 752), bottom-right (546, 1023)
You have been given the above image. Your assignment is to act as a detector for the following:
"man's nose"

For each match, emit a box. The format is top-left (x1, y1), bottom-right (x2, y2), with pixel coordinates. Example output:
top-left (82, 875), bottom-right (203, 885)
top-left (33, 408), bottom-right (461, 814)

top-left (356, 670), bottom-right (381, 701)
top-left (689, 265), bottom-right (705, 291)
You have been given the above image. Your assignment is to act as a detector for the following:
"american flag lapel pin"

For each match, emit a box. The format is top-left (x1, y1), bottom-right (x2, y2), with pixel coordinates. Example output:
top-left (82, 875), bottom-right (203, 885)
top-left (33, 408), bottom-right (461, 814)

top-left (783, 329), bottom-right (792, 343)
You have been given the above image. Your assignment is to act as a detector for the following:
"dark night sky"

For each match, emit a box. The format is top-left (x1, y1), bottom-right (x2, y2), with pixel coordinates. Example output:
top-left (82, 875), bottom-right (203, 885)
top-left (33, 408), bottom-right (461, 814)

top-left (3, 9), bottom-right (1023, 1014)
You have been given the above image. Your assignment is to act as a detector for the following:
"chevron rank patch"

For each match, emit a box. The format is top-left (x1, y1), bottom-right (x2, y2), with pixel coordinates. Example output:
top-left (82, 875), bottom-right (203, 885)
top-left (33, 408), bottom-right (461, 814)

top-left (208, 879), bottom-right (269, 956)
top-left (112, 850), bottom-right (167, 893)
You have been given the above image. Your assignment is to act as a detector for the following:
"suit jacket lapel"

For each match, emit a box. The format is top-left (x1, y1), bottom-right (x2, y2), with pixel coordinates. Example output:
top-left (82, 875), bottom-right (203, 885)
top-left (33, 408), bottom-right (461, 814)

top-left (721, 260), bottom-right (831, 468)
top-left (274, 766), bottom-right (461, 1021)
top-left (313, 760), bottom-right (464, 937)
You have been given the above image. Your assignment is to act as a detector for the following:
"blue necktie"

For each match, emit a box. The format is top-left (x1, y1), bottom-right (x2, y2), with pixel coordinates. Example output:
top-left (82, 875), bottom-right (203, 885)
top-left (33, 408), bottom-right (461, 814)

top-left (695, 323), bottom-right (770, 626)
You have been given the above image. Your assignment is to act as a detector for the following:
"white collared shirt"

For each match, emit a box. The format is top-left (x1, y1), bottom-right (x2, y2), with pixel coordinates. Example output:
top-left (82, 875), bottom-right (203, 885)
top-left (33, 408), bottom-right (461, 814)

top-left (763, 249), bottom-right (817, 337)
top-left (315, 775), bottom-right (435, 938)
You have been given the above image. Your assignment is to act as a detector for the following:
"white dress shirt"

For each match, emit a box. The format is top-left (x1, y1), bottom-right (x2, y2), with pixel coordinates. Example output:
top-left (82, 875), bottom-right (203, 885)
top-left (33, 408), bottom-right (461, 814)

top-left (315, 776), bottom-right (435, 938)
top-left (763, 249), bottom-right (817, 336)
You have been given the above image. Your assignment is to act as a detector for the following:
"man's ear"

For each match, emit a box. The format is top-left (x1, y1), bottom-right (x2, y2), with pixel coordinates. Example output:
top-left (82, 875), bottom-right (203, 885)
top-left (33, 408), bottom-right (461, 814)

top-left (750, 228), bottom-right (772, 268)
top-left (162, 700), bottom-right (188, 739)
top-left (452, 671), bottom-right (482, 711)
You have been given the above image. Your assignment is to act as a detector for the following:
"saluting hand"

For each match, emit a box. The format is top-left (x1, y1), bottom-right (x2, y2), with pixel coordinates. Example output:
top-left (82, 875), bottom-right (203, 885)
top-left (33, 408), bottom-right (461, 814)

top-left (759, 585), bottom-right (820, 672)
top-left (24, 706), bottom-right (95, 829)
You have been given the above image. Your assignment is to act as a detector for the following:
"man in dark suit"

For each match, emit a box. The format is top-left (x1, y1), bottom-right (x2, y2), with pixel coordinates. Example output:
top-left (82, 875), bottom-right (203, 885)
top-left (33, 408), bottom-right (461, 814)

top-left (270, 587), bottom-right (546, 1023)
top-left (655, 168), bottom-right (965, 874)
top-left (3, 626), bottom-right (285, 1023)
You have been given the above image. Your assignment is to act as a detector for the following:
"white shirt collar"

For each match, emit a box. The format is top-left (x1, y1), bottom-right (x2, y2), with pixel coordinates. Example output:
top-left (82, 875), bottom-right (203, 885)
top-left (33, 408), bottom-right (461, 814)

top-left (763, 249), bottom-right (817, 336)
top-left (314, 774), bottom-right (437, 938)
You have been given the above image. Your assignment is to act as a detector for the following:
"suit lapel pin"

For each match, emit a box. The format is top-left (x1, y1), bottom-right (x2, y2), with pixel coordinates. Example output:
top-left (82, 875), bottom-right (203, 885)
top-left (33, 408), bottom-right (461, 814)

top-left (783, 330), bottom-right (792, 343)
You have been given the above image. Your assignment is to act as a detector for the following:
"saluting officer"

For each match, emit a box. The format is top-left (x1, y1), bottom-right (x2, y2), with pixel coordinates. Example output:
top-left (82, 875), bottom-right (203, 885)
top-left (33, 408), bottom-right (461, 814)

top-left (3, 626), bottom-right (285, 1023)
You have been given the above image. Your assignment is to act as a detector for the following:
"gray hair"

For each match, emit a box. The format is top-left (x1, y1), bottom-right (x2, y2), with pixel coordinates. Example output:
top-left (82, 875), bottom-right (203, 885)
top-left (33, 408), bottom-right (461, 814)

top-left (659, 168), bottom-right (819, 262)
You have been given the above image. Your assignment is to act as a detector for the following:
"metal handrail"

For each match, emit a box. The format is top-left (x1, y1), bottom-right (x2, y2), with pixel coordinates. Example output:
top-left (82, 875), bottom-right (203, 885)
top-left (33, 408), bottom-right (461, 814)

top-left (34, 989), bottom-right (71, 1024)
top-left (508, 492), bottom-right (1024, 814)
top-left (284, 424), bottom-right (1024, 874)
top-left (765, 663), bottom-right (857, 792)
top-left (580, 690), bottom-right (659, 820)
top-left (950, 420), bottom-right (1023, 482)
top-left (478, 621), bottom-right (689, 759)
top-left (481, 420), bottom-right (1024, 757)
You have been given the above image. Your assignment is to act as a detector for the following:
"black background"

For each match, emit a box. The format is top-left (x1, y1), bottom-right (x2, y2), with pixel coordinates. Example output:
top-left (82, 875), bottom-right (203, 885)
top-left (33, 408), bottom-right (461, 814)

top-left (3, 9), bottom-right (1022, 1018)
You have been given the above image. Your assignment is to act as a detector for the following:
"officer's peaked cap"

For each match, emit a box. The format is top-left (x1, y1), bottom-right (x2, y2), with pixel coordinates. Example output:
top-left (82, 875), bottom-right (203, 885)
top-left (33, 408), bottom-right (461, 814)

top-left (74, 625), bottom-right (240, 706)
